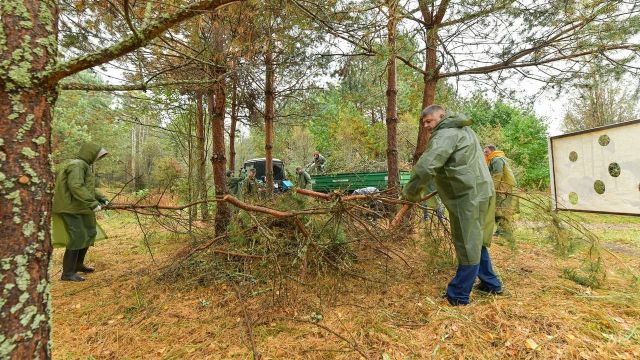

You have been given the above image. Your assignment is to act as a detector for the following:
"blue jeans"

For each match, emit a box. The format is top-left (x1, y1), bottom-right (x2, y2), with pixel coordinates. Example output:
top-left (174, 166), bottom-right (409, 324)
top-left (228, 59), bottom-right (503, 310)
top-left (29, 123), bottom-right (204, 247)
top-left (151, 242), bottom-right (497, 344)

top-left (446, 247), bottom-right (502, 305)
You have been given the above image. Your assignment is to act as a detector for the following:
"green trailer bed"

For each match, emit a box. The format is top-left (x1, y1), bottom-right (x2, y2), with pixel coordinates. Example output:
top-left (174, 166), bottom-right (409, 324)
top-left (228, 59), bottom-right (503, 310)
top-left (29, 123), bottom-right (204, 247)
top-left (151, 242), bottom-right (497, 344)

top-left (310, 171), bottom-right (411, 193)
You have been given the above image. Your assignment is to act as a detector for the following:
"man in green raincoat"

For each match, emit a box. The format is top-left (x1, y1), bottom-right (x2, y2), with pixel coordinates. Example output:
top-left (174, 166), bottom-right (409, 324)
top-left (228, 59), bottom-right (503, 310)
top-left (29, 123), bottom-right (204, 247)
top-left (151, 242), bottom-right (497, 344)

top-left (484, 145), bottom-right (517, 243)
top-left (403, 105), bottom-right (502, 305)
top-left (242, 168), bottom-right (260, 198)
top-left (52, 143), bottom-right (109, 282)
top-left (296, 166), bottom-right (312, 189)
top-left (226, 170), bottom-right (244, 197)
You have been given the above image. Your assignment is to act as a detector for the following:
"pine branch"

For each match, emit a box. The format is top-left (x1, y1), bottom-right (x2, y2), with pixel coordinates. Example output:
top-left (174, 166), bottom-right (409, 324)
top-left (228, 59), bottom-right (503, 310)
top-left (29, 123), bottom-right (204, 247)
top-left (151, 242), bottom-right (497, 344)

top-left (44, 0), bottom-right (241, 84)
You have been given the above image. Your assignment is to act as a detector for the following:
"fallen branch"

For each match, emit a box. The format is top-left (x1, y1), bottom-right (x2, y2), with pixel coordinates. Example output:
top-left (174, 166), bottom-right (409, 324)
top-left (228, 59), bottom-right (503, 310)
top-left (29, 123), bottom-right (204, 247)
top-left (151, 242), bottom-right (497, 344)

top-left (390, 192), bottom-right (438, 228)
top-left (230, 282), bottom-right (262, 360)
top-left (223, 195), bottom-right (291, 217)
top-left (291, 319), bottom-right (369, 359)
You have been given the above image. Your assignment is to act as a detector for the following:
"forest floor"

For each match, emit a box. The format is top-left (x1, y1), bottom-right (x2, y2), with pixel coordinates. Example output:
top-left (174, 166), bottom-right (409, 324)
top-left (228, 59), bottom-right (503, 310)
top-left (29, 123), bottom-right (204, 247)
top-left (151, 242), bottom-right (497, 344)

top-left (51, 209), bottom-right (640, 359)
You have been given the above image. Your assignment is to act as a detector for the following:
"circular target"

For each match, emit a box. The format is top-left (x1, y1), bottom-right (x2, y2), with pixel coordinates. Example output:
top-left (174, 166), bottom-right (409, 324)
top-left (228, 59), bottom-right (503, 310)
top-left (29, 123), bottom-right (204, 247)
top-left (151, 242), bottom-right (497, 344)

top-left (569, 151), bottom-right (578, 162)
top-left (594, 180), bottom-right (605, 194)
top-left (598, 135), bottom-right (610, 146)
top-left (568, 192), bottom-right (578, 205)
top-left (608, 163), bottom-right (621, 177)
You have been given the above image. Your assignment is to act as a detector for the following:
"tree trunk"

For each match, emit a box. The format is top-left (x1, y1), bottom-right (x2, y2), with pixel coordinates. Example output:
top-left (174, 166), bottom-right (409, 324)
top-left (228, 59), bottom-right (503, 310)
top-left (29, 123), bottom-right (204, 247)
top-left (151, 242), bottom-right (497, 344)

top-left (413, 2), bottom-right (447, 165)
top-left (385, 0), bottom-right (400, 191)
top-left (188, 112), bottom-right (197, 221)
top-left (209, 14), bottom-right (230, 234)
top-left (0, 2), bottom-right (58, 358)
top-left (264, 41), bottom-right (275, 194)
top-left (229, 79), bottom-right (238, 174)
top-left (131, 127), bottom-right (137, 188)
top-left (195, 91), bottom-right (208, 220)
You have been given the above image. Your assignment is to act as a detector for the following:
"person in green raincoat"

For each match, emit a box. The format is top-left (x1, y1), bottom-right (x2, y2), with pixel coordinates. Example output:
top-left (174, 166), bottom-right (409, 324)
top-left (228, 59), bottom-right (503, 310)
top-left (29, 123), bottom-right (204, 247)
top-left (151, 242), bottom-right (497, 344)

top-left (402, 105), bottom-right (502, 305)
top-left (242, 168), bottom-right (260, 198)
top-left (296, 166), bottom-right (312, 189)
top-left (484, 145), bottom-right (517, 243)
top-left (226, 170), bottom-right (244, 197)
top-left (52, 143), bottom-right (109, 282)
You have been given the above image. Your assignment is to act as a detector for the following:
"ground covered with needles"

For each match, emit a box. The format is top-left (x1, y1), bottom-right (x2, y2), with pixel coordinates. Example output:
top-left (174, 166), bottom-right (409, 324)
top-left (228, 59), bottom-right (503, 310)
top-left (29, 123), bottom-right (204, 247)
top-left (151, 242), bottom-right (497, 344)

top-left (51, 203), bottom-right (640, 359)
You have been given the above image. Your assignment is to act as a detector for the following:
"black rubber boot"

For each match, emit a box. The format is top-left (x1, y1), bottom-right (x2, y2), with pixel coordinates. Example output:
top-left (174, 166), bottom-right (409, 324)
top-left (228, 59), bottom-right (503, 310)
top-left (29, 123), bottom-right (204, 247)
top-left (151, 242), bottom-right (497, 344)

top-left (75, 247), bottom-right (95, 273)
top-left (61, 250), bottom-right (85, 282)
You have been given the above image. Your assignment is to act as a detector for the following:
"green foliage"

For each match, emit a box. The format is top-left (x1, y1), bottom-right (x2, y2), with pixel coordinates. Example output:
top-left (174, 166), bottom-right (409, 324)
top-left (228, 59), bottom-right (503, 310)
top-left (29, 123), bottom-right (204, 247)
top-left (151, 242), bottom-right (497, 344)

top-left (149, 157), bottom-right (182, 190)
top-left (562, 267), bottom-right (603, 289)
top-left (464, 96), bottom-right (550, 189)
top-left (52, 71), bottom-right (130, 181)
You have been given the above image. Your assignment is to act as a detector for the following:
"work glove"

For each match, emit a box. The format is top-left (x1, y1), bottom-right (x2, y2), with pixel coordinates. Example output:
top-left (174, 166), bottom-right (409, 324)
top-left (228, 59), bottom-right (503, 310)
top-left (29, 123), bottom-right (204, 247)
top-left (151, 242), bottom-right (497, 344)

top-left (99, 199), bottom-right (110, 206)
top-left (93, 205), bottom-right (102, 212)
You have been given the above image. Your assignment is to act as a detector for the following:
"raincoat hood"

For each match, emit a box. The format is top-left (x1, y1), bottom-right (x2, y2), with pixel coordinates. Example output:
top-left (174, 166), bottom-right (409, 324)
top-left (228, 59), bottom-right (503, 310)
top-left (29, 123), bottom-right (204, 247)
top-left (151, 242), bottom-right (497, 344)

top-left (78, 143), bottom-right (108, 165)
top-left (434, 113), bottom-right (473, 131)
top-left (485, 150), bottom-right (506, 165)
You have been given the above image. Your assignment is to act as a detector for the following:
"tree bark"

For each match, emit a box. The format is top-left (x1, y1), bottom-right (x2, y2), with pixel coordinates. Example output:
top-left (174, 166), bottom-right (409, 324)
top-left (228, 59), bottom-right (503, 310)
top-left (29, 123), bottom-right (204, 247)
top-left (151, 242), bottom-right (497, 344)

top-left (229, 79), bottom-right (239, 174)
top-left (385, 0), bottom-right (400, 191)
top-left (0, 2), bottom-right (58, 358)
top-left (187, 111), bottom-right (197, 221)
top-left (195, 91), bottom-right (209, 220)
top-left (209, 14), bottom-right (230, 234)
top-left (264, 40), bottom-right (275, 194)
top-left (412, 1), bottom-right (448, 165)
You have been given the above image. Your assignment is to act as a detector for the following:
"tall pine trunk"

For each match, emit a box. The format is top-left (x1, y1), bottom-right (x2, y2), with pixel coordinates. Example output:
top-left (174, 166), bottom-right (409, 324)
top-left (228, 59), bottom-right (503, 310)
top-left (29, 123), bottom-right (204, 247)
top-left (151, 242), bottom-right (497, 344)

top-left (0, 2), bottom-right (58, 357)
top-left (413, 3), bottom-right (446, 165)
top-left (195, 91), bottom-right (208, 220)
top-left (209, 14), bottom-right (229, 234)
top-left (385, 0), bottom-right (400, 191)
top-left (228, 79), bottom-right (238, 174)
top-left (188, 113), bottom-right (197, 221)
top-left (264, 41), bottom-right (275, 194)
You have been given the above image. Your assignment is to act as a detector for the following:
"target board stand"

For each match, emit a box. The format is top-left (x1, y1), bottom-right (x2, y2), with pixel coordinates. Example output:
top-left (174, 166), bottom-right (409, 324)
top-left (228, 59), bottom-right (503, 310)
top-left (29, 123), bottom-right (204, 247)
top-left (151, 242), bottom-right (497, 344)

top-left (549, 119), bottom-right (640, 216)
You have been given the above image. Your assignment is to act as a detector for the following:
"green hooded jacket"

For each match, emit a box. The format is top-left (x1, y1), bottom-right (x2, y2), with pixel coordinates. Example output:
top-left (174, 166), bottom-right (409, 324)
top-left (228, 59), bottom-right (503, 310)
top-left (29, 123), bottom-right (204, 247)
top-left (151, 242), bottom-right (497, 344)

top-left (52, 143), bottom-right (108, 214)
top-left (488, 154), bottom-right (517, 219)
top-left (242, 176), bottom-right (260, 197)
top-left (402, 113), bottom-right (496, 265)
top-left (227, 176), bottom-right (244, 197)
top-left (297, 170), bottom-right (312, 189)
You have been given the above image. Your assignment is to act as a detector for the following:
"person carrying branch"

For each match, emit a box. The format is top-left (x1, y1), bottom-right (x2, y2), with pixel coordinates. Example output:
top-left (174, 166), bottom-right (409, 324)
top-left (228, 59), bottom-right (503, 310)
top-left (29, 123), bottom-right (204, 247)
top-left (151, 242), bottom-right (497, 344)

top-left (296, 166), bottom-right (312, 189)
top-left (484, 145), bottom-right (517, 243)
top-left (307, 151), bottom-right (326, 174)
top-left (402, 105), bottom-right (502, 305)
top-left (52, 142), bottom-right (109, 282)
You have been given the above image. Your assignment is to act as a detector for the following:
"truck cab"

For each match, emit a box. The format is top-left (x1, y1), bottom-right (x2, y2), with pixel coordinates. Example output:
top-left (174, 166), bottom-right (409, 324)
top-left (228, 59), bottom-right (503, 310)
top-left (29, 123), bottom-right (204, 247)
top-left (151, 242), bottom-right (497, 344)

top-left (242, 158), bottom-right (288, 191)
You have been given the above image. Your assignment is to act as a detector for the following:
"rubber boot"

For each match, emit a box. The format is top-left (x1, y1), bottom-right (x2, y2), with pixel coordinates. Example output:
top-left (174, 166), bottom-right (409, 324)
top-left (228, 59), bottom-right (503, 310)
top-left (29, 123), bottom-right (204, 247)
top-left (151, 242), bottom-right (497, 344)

top-left (476, 247), bottom-right (503, 294)
top-left (75, 247), bottom-right (95, 273)
top-left (61, 250), bottom-right (85, 282)
top-left (446, 264), bottom-right (480, 305)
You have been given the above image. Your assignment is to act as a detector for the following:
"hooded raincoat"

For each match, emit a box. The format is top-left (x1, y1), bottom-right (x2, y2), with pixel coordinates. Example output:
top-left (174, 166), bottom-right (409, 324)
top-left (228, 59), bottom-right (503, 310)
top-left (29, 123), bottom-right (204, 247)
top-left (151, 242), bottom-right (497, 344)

top-left (486, 151), bottom-right (516, 217)
top-left (403, 113), bottom-right (496, 265)
top-left (297, 170), bottom-right (312, 189)
top-left (52, 143), bottom-right (108, 249)
top-left (486, 151), bottom-right (517, 240)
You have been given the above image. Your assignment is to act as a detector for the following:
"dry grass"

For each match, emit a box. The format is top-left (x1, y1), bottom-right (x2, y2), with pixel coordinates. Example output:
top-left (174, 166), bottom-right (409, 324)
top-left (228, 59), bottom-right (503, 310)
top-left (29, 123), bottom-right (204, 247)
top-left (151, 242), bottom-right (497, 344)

top-left (51, 212), bottom-right (640, 359)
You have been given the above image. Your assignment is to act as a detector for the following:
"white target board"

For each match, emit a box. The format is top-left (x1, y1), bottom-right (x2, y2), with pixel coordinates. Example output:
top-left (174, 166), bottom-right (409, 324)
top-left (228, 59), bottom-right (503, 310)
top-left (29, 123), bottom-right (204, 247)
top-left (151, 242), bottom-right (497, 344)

top-left (549, 119), bottom-right (640, 216)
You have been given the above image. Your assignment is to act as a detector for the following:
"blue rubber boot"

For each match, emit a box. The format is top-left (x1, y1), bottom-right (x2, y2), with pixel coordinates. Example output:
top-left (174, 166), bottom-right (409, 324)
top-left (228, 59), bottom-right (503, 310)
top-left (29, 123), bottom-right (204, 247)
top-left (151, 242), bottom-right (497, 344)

top-left (476, 247), bottom-right (502, 294)
top-left (446, 264), bottom-right (480, 305)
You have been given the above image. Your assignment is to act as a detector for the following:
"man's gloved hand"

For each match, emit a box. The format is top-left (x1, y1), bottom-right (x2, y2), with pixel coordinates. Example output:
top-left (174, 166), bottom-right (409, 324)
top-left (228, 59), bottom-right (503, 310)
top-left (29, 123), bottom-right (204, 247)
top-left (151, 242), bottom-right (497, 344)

top-left (93, 205), bottom-right (102, 212)
top-left (98, 198), bottom-right (110, 207)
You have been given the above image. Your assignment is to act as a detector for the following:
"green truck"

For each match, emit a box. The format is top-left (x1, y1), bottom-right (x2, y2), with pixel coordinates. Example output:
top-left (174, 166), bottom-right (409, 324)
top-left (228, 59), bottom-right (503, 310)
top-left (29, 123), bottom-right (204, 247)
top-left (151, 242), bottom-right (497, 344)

top-left (310, 171), bottom-right (411, 193)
